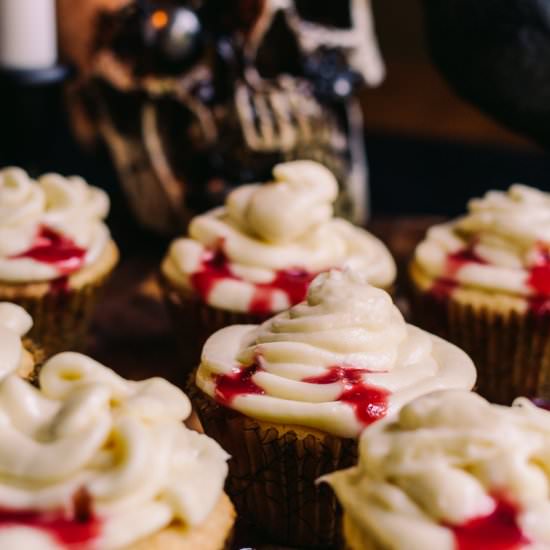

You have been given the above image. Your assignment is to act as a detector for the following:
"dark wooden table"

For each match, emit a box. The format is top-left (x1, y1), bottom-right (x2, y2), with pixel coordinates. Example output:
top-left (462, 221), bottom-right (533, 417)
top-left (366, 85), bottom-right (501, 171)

top-left (84, 216), bottom-right (443, 550)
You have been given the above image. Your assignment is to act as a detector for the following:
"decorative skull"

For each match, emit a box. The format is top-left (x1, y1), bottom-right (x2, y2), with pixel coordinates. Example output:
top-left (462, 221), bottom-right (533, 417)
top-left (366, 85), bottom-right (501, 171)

top-left (59, 0), bottom-right (384, 234)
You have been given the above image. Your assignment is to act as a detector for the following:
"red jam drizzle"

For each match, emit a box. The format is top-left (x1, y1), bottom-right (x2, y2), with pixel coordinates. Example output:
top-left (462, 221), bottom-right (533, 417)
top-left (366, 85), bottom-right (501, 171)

top-left (526, 245), bottom-right (550, 314)
top-left (447, 498), bottom-right (528, 550)
top-left (11, 226), bottom-right (86, 293)
top-left (191, 248), bottom-right (316, 315)
top-left (49, 276), bottom-right (71, 296)
top-left (433, 243), bottom-right (550, 314)
top-left (215, 362), bottom-right (265, 406)
top-left (303, 366), bottom-right (390, 426)
top-left (0, 508), bottom-right (101, 548)
top-left (13, 226), bottom-right (86, 275)
top-left (431, 246), bottom-right (486, 300)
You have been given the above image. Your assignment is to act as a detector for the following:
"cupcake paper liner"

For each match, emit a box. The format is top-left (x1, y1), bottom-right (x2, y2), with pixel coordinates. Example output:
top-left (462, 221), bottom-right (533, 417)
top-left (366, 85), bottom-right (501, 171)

top-left (0, 269), bottom-right (114, 360)
top-left (409, 277), bottom-right (550, 405)
top-left (22, 337), bottom-right (46, 385)
top-left (189, 381), bottom-right (357, 549)
top-left (161, 280), bottom-right (270, 380)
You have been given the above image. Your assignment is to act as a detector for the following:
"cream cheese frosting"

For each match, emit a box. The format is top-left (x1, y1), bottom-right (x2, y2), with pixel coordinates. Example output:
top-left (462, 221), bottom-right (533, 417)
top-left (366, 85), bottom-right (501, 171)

top-left (325, 390), bottom-right (550, 550)
top-left (0, 352), bottom-right (229, 549)
top-left (196, 270), bottom-right (476, 438)
top-left (0, 302), bottom-right (33, 379)
top-left (0, 167), bottom-right (111, 282)
top-left (164, 161), bottom-right (396, 313)
top-left (415, 184), bottom-right (550, 299)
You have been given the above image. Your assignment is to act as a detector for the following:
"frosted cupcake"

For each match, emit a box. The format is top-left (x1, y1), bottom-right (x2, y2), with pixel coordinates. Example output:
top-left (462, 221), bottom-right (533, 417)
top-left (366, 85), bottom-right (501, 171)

top-left (191, 270), bottom-right (475, 547)
top-left (410, 184), bottom-right (550, 403)
top-left (0, 302), bottom-right (40, 380)
top-left (326, 390), bottom-right (550, 550)
top-left (0, 167), bottom-right (119, 356)
top-left (161, 160), bottom-right (396, 372)
top-left (0, 351), bottom-right (234, 549)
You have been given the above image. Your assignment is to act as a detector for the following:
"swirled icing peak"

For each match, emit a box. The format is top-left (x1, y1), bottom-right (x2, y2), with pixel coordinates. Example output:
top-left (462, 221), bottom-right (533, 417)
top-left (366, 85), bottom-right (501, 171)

top-left (164, 161), bottom-right (396, 313)
top-left (0, 302), bottom-right (32, 379)
top-left (0, 352), bottom-right (229, 549)
top-left (414, 184), bottom-right (550, 305)
top-left (457, 184), bottom-right (550, 245)
top-left (0, 167), bottom-right (111, 283)
top-left (226, 160), bottom-right (338, 243)
top-left (325, 390), bottom-right (550, 549)
top-left (197, 270), bottom-right (476, 438)
top-left (244, 270), bottom-right (408, 373)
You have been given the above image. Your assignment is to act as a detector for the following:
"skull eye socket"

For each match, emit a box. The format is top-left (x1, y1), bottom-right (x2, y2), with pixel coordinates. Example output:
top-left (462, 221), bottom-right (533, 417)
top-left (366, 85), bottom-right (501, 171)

top-left (294, 0), bottom-right (352, 29)
top-left (99, 2), bottom-right (205, 75)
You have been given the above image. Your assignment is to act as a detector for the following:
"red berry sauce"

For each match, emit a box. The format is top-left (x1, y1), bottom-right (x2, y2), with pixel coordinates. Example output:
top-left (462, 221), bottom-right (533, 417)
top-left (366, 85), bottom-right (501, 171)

top-left (0, 507), bottom-right (101, 548)
top-left (215, 361), bottom-right (265, 406)
top-left (527, 245), bottom-right (550, 314)
top-left (191, 247), bottom-right (316, 314)
top-left (11, 226), bottom-right (86, 293)
top-left (303, 366), bottom-right (390, 426)
top-left (431, 246), bottom-right (486, 300)
top-left (447, 497), bottom-right (528, 550)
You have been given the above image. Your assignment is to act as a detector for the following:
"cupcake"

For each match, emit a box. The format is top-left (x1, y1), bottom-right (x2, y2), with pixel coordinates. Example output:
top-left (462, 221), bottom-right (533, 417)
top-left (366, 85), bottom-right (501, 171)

top-left (190, 269), bottom-right (475, 547)
top-left (161, 160), bottom-right (396, 372)
top-left (0, 301), bottom-right (40, 380)
top-left (0, 167), bottom-right (119, 357)
top-left (0, 351), bottom-right (234, 549)
top-left (326, 390), bottom-right (550, 550)
top-left (410, 184), bottom-right (550, 404)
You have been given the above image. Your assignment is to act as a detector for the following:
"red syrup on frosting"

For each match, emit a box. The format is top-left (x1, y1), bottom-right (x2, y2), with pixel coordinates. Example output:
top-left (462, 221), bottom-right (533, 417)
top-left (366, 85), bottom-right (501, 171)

top-left (447, 498), bottom-right (529, 550)
top-left (526, 245), bottom-right (550, 314)
top-left (431, 247), bottom-right (487, 300)
top-left (214, 362), bottom-right (265, 406)
top-left (12, 226), bottom-right (86, 294)
top-left (191, 247), bottom-right (316, 314)
top-left (0, 489), bottom-right (101, 548)
top-left (303, 366), bottom-right (390, 426)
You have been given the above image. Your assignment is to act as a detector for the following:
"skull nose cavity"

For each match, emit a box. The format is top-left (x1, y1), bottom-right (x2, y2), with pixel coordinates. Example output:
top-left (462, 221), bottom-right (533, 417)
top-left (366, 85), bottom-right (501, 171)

top-left (254, 11), bottom-right (303, 79)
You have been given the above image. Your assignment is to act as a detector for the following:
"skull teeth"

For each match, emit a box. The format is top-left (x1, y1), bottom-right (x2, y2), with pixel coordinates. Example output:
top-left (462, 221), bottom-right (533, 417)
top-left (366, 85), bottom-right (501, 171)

top-left (235, 81), bottom-right (345, 153)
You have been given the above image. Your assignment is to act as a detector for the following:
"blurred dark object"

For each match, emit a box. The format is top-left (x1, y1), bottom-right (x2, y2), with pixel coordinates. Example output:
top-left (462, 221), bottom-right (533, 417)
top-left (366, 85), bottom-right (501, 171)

top-left (58, 0), bottom-right (385, 234)
top-left (423, 0), bottom-right (550, 148)
top-left (0, 66), bottom-right (72, 173)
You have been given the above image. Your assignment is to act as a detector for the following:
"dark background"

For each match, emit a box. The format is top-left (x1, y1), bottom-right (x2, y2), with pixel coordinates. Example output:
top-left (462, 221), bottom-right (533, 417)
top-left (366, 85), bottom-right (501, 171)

top-left (0, 0), bottom-right (548, 221)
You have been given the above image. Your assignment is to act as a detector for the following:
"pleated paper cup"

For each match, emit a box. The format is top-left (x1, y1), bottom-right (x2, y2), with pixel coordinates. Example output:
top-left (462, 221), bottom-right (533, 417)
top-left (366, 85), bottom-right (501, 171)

top-left (408, 260), bottom-right (550, 405)
top-left (189, 380), bottom-right (357, 549)
top-left (0, 241), bottom-right (119, 359)
top-left (20, 337), bottom-right (46, 385)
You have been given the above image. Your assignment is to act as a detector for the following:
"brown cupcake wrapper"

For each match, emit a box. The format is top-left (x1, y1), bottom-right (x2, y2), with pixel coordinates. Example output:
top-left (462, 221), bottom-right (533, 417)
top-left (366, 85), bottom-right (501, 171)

top-left (22, 337), bottom-right (46, 385)
top-left (188, 379), bottom-right (357, 548)
top-left (408, 280), bottom-right (550, 405)
top-left (160, 278), bottom-right (271, 381)
top-left (0, 270), bottom-right (114, 360)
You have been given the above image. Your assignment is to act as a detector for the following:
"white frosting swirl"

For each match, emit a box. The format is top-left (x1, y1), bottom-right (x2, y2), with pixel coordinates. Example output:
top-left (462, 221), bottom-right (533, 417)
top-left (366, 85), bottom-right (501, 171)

top-left (0, 352), bottom-right (229, 550)
top-left (197, 271), bottom-right (476, 438)
top-left (165, 161), bottom-right (395, 313)
top-left (0, 302), bottom-right (32, 379)
top-left (325, 390), bottom-right (550, 550)
top-left (415, 184), bottom-right (550, 297)
top-left (0, 167), bottom-right (111, 282)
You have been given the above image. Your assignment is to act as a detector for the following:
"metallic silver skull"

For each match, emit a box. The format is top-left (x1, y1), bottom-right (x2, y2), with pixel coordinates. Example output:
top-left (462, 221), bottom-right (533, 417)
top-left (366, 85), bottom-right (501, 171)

top-left (62, 0), bottom-right (384, 234)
